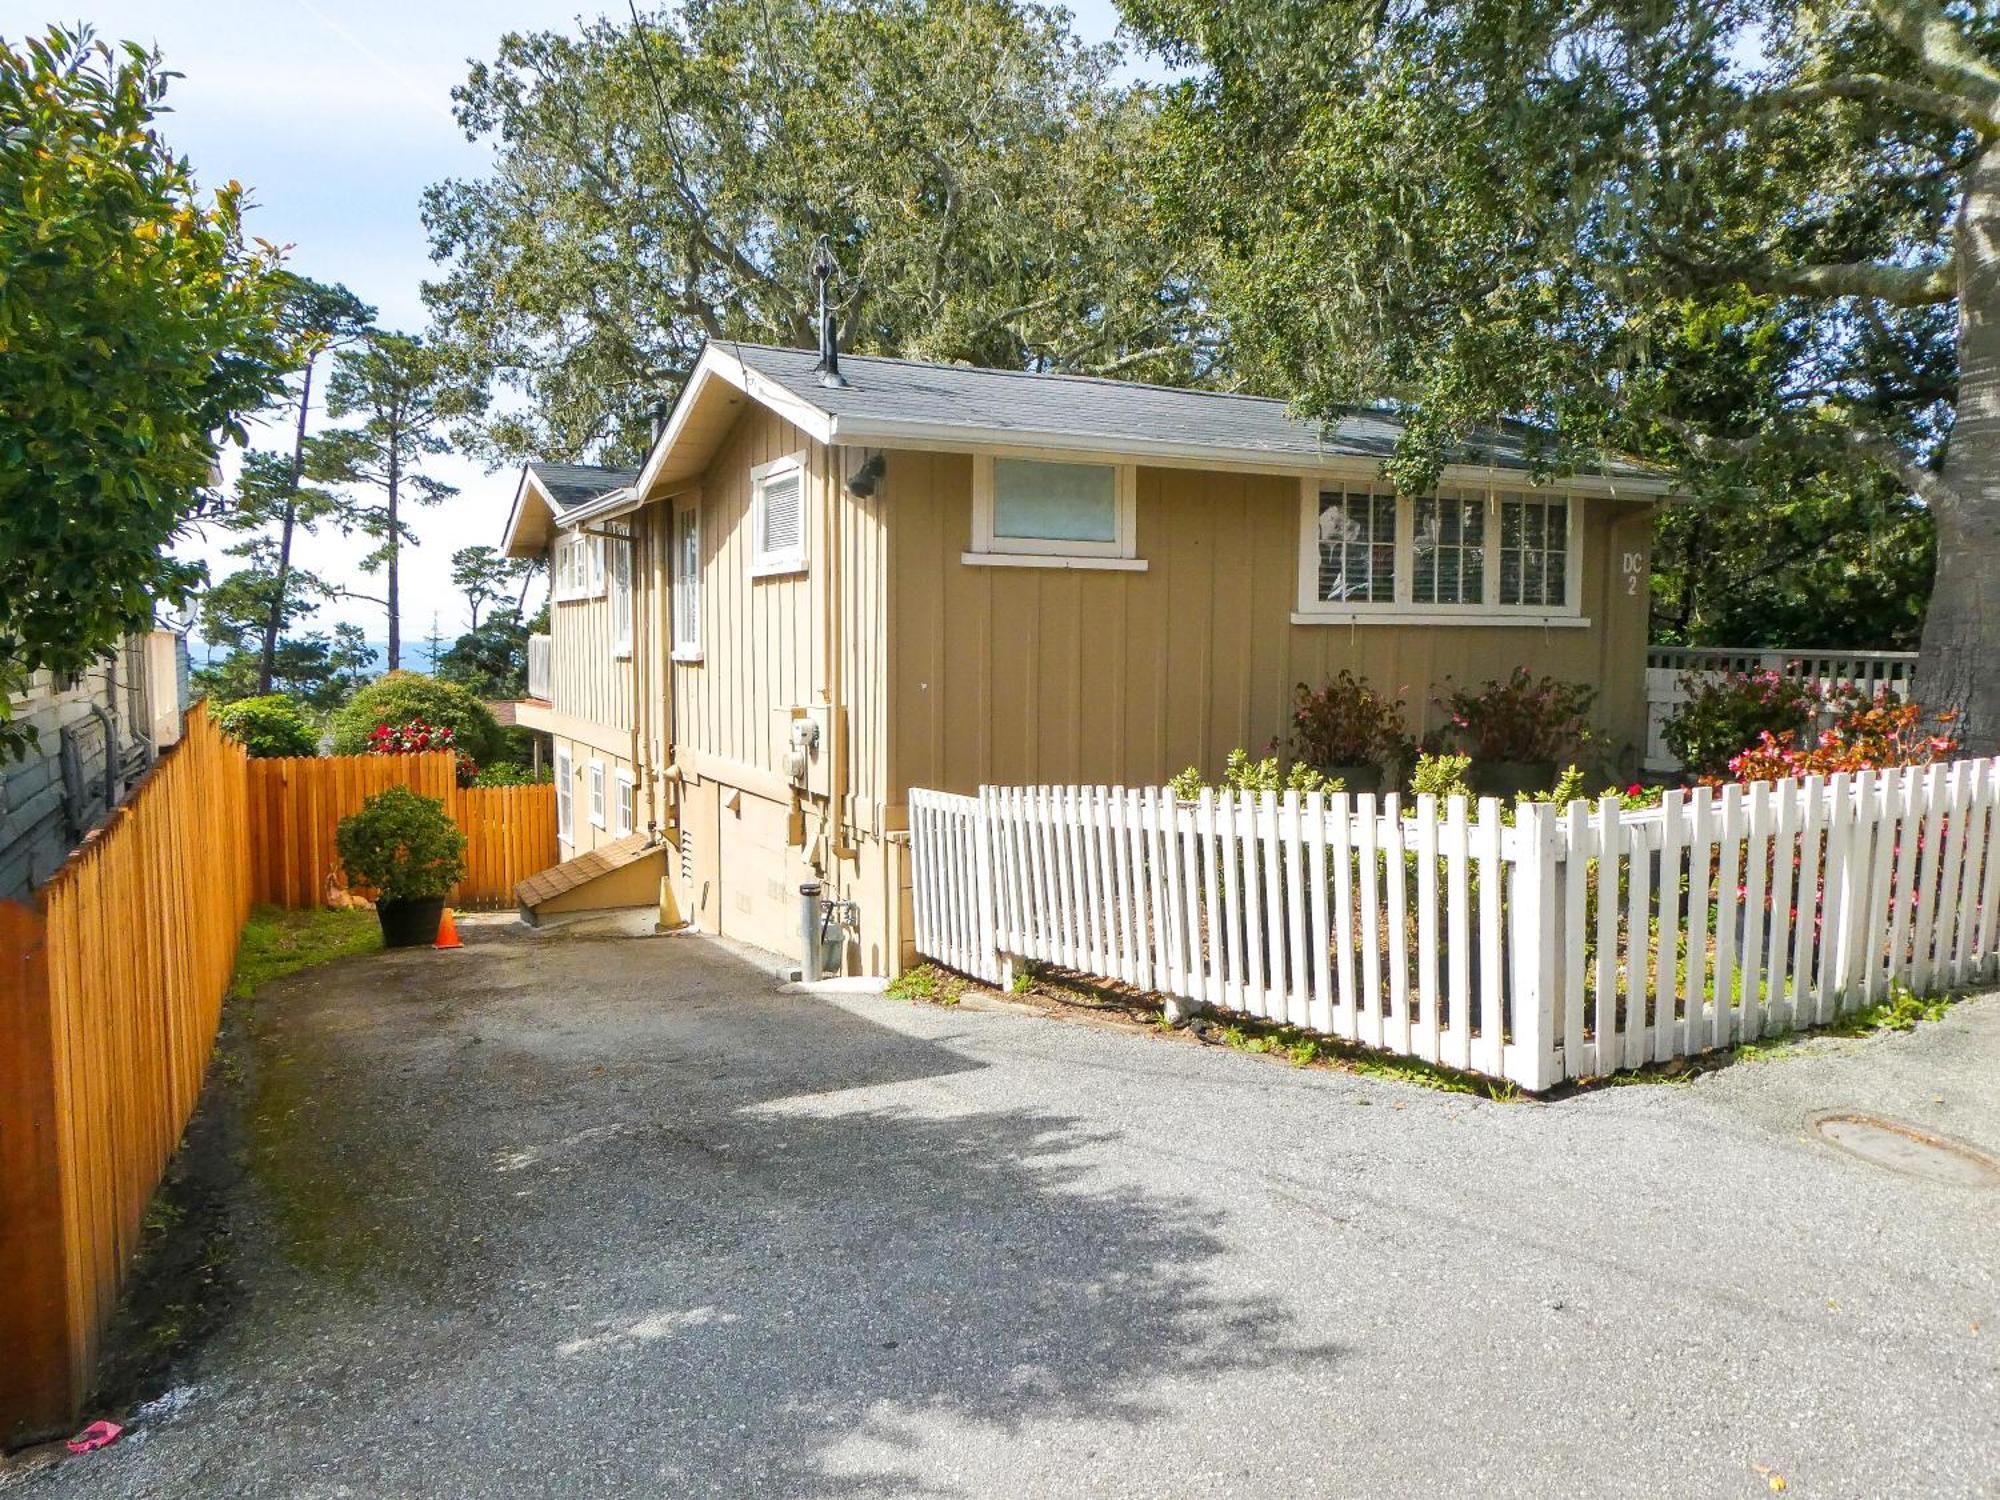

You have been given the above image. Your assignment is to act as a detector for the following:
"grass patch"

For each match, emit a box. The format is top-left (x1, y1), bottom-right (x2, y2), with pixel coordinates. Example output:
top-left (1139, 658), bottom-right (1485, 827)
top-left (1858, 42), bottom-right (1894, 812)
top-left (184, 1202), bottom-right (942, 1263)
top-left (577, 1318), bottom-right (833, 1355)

top-left (229, 904), bottom-right (382, 1001)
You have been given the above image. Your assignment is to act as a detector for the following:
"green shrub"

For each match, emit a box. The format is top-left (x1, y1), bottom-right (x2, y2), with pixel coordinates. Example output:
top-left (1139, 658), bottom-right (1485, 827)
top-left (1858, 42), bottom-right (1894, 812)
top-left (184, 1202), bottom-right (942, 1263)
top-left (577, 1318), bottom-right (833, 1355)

top-left (472, 761), bottom-right (553, 787)
top-left (329, 671), bottom-right (503, 763)
top-left (1663, 668), bottom-right (1820, 779)
top-left (1169, 748), bottom-right (1343, 800)
top-left (1442, 668), bottom-right (1596, 763)
top-left (334, 785), bottom-right (467, 902)
top-left (1410, 751), bottom-right (1474, 800)
top-left (214, 694), bottom-right (317, 758)
top-left (1286, 672), bottom-right (1411, 769)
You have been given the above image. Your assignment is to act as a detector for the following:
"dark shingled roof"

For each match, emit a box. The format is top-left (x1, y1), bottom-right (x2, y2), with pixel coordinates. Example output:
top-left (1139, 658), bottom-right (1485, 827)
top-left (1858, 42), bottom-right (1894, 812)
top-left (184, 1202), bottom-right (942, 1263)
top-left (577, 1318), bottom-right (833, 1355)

top-left (526, 461), bottom-right (640, 511)
top-left (721, 343), bottom-right (1658, 481)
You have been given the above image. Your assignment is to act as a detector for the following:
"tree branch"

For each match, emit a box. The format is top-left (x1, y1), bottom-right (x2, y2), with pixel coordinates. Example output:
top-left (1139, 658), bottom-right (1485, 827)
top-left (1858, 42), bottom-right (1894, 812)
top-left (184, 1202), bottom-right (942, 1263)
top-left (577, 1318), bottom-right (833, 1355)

top-left (1664, 247), bottom-right (1957, 307)
top-left (1653, 409), bottom-right (1964, 513)
top-left (1868, 0), bottom-right (2000, 133)
top-left (1754, 72), bottom-right (2000, 134)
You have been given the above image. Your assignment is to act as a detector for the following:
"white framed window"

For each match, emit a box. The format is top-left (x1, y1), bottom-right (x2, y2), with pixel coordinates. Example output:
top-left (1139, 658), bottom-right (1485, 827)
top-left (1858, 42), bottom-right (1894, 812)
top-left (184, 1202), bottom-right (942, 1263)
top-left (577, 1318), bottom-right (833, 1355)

top-left (967, 455), bottom-right (1140, 567)
top-left (1294, 482), bottom-right (1583, 625)
top-left (554, 744), bottom-right (574, 846)
top-left (751, 453), bottom-right (807, 577)
top-left (607, 521), bottom-right (632, 656)
top-left (614, 770), bottom-right (636, 836)
top-left (1412, 496), bottom-right (1486, 606)
top-left (672, 500), bottom-right (702, 660)
top-left (553, 531), bottom-right (605, 603)
top-left (587, 759), bottom-right (606, 829)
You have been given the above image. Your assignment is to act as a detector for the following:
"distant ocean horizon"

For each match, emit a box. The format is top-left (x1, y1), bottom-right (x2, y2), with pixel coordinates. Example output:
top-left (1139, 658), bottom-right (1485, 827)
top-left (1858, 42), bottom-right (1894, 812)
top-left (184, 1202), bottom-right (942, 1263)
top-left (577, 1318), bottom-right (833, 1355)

top-left (190, 637), bottom-right (445, 674)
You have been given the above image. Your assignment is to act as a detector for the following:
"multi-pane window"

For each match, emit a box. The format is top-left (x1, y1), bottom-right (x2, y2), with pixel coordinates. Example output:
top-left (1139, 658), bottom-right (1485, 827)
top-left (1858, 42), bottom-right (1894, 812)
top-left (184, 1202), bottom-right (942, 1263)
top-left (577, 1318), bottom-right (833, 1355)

top-left (554, 745), bottom-right (574, 845)
top-left (554, 532), bottom-right (604, 602)
top-left (1499, 496), bottom-right (1568, 607)
top-left (672, 503), bottom-right (701, 657)
top-left (614, 772), bottom-right (635, 837)
top-left (1412, 497), bottom-right (1485, 606)
top-left (587, 760), bottom-right (606, 829)
top-left (607, 521), bottom-right (632, 655)
top-left (1316, 492), bottom-right (1396, 603)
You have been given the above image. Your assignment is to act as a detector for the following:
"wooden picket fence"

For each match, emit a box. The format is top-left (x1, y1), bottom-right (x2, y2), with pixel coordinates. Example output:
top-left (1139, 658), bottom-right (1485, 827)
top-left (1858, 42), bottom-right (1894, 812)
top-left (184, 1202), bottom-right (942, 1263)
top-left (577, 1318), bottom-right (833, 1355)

top-left (246, 756), bottom-right (556, 910)
top-left (909, 759), bottom-right (2000, 1091)
top-left (0, 706), bottom-right (559, 1443)
top-left (1, 706), bottom-right (251, 1444)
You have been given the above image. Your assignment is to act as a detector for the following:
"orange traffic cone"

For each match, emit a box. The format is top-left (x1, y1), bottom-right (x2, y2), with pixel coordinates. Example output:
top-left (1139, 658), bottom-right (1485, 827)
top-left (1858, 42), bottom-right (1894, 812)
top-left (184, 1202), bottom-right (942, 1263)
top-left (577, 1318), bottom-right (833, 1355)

top-left (434, 907), bottom-right (463, 950)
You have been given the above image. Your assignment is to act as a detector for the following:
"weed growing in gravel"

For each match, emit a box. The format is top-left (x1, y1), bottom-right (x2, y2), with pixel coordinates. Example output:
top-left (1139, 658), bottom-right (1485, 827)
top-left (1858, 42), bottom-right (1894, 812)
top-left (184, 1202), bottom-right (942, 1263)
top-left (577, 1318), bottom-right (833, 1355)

top-left (887, 964), bottom-right (963, 1006)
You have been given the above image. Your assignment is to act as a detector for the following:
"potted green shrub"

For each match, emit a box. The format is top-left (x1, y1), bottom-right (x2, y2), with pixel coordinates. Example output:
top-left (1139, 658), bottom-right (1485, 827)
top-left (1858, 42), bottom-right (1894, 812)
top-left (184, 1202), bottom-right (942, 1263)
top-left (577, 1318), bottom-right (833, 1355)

top-left (1442, 669), bottom-right (1596, 796)
top-left (1285, 672), bottom-right (1411, 793)
top-left (335, 785), bottom-right (468, 947)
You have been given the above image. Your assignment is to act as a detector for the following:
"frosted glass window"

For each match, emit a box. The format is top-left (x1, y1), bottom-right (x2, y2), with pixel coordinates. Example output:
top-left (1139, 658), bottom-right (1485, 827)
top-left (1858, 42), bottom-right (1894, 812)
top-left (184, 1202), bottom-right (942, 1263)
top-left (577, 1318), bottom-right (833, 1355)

top-left (991, 459), bottom-right (1118, 543)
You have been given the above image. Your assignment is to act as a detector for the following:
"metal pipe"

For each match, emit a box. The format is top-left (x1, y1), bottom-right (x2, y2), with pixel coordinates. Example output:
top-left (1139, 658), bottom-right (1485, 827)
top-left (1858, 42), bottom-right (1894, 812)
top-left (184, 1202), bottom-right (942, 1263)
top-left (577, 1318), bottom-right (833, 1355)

top-left (798, 880), bottom-right (824, 982)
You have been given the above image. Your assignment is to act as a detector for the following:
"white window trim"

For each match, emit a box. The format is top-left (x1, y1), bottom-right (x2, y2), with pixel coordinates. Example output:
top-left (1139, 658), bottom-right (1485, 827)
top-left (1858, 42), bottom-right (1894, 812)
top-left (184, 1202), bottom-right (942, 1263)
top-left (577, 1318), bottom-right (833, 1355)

top-left (587, 758), bottom-right (606, 829)
top-left (969, 454), bottom-right (1139, 564)
top-left (607, 521), bottom-right (632, 658)
top-left (553, 530), bottom-right (607, 604)
top-left (672, 498), bottom-right (704, 661)
top-left (1292, 479), bottom-right (1588, 627)
top-left (750, 452), bottom-right (808, 578)
top-left (614, 769), bottom-right (636, 836)
top-left (554, 745), bottom-right (574, 846)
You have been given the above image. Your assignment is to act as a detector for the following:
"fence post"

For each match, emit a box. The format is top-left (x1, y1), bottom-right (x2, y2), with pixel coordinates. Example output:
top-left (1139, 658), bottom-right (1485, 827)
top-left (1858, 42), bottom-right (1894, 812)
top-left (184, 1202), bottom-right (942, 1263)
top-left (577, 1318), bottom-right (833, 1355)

top-left (1509, 802), bottom-right (1563, 1091)
top-left (973, 788), bottom-right (1004, 987)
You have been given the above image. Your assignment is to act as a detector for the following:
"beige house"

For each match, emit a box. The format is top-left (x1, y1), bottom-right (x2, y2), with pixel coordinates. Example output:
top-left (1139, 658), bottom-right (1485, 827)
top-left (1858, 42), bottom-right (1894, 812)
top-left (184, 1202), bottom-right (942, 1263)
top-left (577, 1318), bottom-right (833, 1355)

top-left (503, 341), bottom-right (1667, 975)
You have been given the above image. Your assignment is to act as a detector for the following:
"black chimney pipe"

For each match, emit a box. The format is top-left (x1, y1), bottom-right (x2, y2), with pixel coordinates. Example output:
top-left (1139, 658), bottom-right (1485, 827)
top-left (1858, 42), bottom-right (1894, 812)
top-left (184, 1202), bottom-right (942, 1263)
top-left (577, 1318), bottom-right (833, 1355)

top-left (811, 235), bottom-right (847, 389)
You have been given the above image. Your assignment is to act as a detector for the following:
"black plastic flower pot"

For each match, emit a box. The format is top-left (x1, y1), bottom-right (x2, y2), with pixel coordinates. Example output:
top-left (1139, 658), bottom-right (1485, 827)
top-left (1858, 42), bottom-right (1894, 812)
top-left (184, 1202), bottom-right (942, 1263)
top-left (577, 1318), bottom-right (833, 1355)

top-left (377, 896), bottom-right (446, 948)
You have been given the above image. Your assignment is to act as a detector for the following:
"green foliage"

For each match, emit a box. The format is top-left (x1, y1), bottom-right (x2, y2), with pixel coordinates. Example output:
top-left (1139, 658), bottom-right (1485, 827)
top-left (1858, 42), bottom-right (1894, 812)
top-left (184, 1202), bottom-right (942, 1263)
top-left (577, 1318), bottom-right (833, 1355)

top-left (334, 786), bottom-right (467, 903)
top-left (449, 546), bottom-right (529, 631)
top-left (1126, 0), bottom-right (1990, 728)
top-left (1285, 672), bottom-right (1410, 769)
top-left (422, 0), bottom-right (1218, 461)
top-left (329, 671), bottom-right (503, 763)
top-left (1169, 748), bottom-right (1343, 800)
top-left (0, 25), bottom-right (289, 757)
top-left (1409, 751), bottom-right (1474, 801)
top-left (471, 761), bottom-right (552, 787)
top-left (1442, 670), bottom-right (1596, 764)
top-left (229, 904), bottom-right (381, 1001)
top-left (1663, 670), bottom-right (1822, 779)
top-left (215, 695), bottom-right (317, 758)
top-left (1836, 981), bottom-right (1954, 1036)
top-left (193, 623), bottom-right (375, 713)
top-left (307, 332), bottom-right (459, 670)
top-left (437, 606), bottom-right (532, 700)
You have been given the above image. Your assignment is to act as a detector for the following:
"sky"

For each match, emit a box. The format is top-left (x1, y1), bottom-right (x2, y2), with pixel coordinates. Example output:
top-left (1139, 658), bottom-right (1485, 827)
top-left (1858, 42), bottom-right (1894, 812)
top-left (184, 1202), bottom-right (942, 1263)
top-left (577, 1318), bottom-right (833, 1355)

top-left (5, 0), bottom-right (1147, 661)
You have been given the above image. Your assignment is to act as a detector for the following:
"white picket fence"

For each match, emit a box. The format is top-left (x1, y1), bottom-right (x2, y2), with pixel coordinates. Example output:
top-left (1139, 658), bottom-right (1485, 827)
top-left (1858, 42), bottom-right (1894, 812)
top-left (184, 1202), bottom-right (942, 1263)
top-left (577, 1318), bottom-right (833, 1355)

top-left (1643, 646), bottom-right (1918, 773)
top-left (908, 760), bottom-right (2000, 1090)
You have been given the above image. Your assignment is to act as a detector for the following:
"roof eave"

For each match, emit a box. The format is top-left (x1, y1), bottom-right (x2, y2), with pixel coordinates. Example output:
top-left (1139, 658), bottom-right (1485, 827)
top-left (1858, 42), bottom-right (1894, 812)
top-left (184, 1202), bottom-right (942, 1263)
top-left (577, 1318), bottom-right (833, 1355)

top-left (824, 414), bottom-right (1677, 498)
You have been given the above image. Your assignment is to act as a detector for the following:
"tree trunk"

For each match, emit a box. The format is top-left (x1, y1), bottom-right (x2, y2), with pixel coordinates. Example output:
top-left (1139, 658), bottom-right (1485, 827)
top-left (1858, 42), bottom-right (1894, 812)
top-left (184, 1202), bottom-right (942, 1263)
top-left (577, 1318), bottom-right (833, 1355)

top-left (258, 354), bottom-right (316, 695)
top-left (386, 449), bottom-right (401, 673)
top-left (1919, 144), bottom-right (2000, 754)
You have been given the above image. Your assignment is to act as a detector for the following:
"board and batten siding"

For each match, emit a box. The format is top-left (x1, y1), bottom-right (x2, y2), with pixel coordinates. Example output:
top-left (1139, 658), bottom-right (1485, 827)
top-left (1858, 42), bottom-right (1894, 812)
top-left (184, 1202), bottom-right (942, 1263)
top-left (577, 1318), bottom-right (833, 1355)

top-left (886, 454), bottom-right (1653, 811)
top-left (546, 576), bottom-right (633, 733)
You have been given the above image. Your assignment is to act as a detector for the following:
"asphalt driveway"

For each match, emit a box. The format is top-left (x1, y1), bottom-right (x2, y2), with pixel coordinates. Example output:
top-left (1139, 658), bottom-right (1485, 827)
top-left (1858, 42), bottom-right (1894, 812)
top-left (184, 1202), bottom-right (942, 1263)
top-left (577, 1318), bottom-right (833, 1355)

top-left (11, 923), bottom-right (2000, 1498)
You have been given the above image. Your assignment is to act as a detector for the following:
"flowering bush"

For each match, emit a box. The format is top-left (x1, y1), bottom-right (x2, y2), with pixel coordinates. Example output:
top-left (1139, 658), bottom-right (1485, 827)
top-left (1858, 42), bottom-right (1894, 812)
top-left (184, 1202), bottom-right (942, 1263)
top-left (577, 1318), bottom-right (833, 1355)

top-left (1723, 693), bottom-right (1958, 784)
top-left (366, 719), bottom-right (479, 787)
top-left (1662, 669), bottom-right (1821, 779)
top-left (1442, 669), bottom-right (1596, 763)
top-left (1286, 672), bottom-right (1411, 769)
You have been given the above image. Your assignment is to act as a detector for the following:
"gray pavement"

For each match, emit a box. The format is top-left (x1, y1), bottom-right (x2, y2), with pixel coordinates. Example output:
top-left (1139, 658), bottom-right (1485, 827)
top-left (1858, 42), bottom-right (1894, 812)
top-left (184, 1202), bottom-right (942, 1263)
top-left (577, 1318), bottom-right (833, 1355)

top-left (10, 922), bottom-right (2000, 1498)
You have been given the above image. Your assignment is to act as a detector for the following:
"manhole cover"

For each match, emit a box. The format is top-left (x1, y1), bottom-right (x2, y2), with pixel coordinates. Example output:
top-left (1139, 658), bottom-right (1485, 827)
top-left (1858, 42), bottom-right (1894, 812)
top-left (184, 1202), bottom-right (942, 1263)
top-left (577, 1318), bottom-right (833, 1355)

top-left (1809, 1112), bottom-right (2000, 1189)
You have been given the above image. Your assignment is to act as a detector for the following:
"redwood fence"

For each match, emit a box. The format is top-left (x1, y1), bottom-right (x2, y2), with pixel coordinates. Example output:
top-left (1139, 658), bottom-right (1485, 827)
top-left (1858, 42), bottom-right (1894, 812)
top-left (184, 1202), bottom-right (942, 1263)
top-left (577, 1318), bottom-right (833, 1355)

top-left (1, 706), bottom-right (557, 1443)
